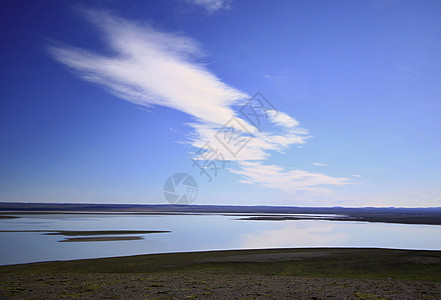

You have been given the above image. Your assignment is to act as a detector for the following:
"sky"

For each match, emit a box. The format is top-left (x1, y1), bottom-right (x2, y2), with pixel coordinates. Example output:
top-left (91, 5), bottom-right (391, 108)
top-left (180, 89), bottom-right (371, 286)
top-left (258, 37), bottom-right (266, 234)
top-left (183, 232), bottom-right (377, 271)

top-left (0, 0), bottom-right (440, 207)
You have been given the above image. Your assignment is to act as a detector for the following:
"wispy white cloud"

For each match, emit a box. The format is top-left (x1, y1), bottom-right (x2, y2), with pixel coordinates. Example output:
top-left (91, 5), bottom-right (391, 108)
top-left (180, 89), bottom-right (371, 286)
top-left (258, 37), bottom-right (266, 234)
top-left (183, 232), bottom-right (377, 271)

top-left (263, 74), bottom-right (276, 80)
top-left (352, 174), bottom-right (362, 178)
top-left (48, 9), bottom-right (308, 161)
top-left (312, 162), bottom-right (327, 167)
top-left (48, 9), bottom-right (351, 196)
top-left (230, 161), bottom-right (351, 194)
top-left (48, 10), bottom-right (244, 128)
top-left (267, 110), bottom-right (299, 128)
top-left (183, 0), bottom-right (231, 12)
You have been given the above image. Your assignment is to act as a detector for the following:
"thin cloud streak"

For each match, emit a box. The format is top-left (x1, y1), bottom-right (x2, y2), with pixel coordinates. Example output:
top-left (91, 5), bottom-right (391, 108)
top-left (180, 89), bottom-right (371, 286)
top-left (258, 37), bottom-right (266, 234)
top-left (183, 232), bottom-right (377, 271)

top-left (183, 0), bottom-right (231, 12)
top-left (230, 161), bottom-right (351, 194)
top-left (312, 162), bottom-right (328, 167)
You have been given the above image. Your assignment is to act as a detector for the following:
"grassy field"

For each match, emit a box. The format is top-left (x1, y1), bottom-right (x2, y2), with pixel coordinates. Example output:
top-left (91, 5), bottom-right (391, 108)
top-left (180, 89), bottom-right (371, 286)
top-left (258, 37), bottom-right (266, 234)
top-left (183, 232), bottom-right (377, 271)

top-left (1, 248), bottom-right (441, 281)
top-left (1, 248), bottom-right (441, 299)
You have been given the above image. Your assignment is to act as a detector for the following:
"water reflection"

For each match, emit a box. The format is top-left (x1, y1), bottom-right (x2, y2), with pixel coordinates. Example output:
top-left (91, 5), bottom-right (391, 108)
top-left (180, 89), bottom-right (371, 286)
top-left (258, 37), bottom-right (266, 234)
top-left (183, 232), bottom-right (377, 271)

top-left (240, 222), bottom-right (347, 248)
top-left (0, 213), bottom-right (440, 265)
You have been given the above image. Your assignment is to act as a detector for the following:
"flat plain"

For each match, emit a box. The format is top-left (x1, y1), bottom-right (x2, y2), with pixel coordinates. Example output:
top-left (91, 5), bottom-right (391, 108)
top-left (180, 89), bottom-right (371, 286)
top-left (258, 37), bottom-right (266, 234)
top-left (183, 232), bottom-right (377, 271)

top-left (1, 248), bottom-right (441, 299)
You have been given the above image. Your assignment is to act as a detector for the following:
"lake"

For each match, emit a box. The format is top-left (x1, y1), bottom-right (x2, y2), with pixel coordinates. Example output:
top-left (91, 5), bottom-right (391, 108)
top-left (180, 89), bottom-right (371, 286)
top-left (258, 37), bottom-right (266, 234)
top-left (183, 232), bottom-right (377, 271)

top-left (1, 212), bottom-right (441, 265)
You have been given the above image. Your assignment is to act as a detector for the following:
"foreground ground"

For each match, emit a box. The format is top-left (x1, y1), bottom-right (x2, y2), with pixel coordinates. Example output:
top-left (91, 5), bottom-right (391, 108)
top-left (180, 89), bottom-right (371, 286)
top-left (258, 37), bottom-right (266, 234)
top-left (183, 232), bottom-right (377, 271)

top-left (1, 248), bottom-right (441, 299)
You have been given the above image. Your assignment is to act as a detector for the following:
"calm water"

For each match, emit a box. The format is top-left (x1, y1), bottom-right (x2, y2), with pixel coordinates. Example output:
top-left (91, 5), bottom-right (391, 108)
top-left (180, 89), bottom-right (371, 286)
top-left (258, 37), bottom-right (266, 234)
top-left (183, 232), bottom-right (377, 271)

top-left (1, 212), bottom-right (441, 265)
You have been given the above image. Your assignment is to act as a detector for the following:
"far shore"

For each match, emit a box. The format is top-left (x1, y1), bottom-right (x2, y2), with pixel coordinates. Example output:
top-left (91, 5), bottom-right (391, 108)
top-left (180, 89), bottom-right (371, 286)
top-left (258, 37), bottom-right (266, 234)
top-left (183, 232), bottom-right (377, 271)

top-left (1, 202), bottom-right (441, 225)
top-left (1, 210), bottom-right (441, 225)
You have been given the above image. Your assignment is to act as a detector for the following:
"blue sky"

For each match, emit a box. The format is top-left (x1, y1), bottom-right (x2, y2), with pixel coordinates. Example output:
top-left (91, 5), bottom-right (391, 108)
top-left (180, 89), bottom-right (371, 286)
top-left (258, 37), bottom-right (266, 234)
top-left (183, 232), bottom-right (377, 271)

top-left (1, 0), bottom-right (440, 207)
